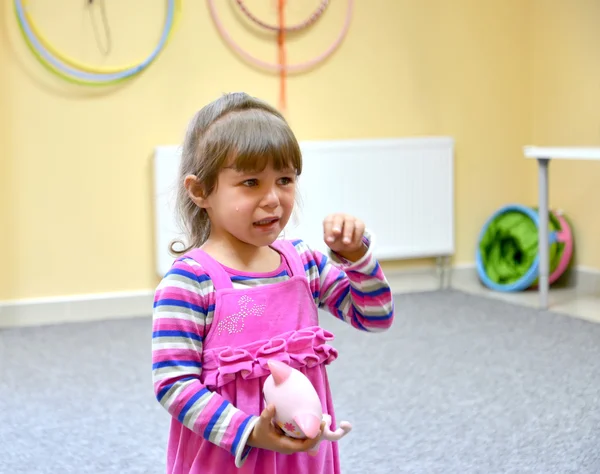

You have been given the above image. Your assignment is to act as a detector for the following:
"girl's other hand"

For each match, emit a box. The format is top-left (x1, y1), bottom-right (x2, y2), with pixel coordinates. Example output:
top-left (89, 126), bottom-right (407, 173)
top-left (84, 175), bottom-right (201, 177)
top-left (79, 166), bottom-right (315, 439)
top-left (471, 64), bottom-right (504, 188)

top-left (246, 404), bottom-right (324, 455)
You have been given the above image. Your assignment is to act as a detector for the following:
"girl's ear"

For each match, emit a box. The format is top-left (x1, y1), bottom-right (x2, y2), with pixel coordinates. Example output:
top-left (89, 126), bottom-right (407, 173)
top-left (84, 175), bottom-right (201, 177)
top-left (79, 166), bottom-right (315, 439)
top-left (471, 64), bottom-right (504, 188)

top-left (184, 175), bottom-right (209, 208)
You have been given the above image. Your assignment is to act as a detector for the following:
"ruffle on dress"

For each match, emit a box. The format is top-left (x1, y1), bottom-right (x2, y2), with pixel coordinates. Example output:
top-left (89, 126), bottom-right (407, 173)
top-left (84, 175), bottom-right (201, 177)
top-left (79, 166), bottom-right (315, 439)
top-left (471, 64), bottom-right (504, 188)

top-left (201, 326), bottom-right (338, 388)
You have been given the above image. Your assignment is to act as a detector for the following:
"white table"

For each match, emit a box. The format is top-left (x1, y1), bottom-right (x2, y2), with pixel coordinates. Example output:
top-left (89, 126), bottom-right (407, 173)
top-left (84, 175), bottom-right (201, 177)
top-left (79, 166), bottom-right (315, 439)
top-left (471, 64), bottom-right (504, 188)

top-left (524, 146), bottom-right (600, 309)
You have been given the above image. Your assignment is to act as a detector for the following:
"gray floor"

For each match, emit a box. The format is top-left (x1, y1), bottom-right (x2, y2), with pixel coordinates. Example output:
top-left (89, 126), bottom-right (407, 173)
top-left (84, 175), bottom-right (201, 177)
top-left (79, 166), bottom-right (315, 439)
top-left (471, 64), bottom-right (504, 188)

top-left (2, 289), bottom-right (600, 473)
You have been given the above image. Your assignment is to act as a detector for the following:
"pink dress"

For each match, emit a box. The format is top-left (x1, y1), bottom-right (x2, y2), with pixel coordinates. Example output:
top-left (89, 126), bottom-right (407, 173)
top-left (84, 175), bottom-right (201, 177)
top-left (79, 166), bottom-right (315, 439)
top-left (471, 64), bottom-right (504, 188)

top-left (168, 239), bottom-right (340, 473)
top-left (152, 236), bottom-right (394, 474)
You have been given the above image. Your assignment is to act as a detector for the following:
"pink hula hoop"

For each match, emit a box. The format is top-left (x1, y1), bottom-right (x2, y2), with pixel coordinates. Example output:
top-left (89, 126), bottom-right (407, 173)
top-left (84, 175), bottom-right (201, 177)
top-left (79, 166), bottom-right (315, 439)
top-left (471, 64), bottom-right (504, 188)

top-left (548, 212), bottom-right (573, 284)
top-left (207, 0), bottom-right (354, 73)
top-left (530, 211), bottom-right (574, 288)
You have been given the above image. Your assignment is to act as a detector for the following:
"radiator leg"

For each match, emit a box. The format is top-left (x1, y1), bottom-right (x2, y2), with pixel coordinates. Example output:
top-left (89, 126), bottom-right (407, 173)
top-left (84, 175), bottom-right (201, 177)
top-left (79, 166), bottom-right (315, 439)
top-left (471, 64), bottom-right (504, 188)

top-left (436, 255), bottom-right (452, 289)
top-left (436, 256), bottom-right (445, 289)
top-left (444, 255), bottom-right (452, 288)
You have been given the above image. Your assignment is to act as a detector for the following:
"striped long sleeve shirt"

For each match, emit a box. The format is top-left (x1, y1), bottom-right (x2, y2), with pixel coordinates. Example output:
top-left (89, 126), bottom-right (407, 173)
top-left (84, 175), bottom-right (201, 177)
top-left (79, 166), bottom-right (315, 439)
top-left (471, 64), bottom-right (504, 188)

top-left (152, 236), bottom-right (395, 462)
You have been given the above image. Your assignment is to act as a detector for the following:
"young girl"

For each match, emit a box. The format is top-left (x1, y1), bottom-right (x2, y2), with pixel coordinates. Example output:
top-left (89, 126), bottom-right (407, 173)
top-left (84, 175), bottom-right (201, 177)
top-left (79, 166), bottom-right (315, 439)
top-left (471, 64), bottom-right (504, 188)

top-left (152, 92), bottom-right (395, 474)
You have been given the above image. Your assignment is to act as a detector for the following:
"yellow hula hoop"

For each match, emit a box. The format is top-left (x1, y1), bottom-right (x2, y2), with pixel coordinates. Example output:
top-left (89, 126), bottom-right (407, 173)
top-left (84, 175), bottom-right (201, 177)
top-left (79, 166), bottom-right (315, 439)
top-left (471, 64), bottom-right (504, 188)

top-left (19, 0), bottom-right (182, 75)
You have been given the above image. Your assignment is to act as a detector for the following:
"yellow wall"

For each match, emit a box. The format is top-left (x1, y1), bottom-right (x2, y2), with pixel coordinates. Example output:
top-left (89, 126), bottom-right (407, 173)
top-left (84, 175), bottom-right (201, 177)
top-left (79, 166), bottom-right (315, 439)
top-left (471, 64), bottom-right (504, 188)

top-left (531, 0), bottom-right (600, 269)
top-left (1, 0), bottom-right (534, 301)
top-left (1, 2), bottom-right (16, 301)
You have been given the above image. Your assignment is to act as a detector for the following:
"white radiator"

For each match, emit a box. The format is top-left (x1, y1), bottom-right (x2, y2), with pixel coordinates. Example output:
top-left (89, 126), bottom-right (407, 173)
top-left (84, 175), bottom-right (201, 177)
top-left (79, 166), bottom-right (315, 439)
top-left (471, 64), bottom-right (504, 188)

top-left (152, 137), bottom-right (454, 277)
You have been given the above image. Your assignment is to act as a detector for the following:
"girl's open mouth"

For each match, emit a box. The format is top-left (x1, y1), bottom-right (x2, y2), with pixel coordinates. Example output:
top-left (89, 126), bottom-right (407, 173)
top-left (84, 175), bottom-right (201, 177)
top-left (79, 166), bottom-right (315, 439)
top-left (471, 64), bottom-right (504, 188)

top-left (254, 217), bottom-right (280, 227)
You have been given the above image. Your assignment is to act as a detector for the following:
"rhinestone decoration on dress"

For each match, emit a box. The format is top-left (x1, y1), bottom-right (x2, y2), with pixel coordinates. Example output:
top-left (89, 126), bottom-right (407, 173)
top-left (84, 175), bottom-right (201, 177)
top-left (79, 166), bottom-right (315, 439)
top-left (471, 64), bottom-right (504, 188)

top-left (216, 295), bottom-right (267, 335)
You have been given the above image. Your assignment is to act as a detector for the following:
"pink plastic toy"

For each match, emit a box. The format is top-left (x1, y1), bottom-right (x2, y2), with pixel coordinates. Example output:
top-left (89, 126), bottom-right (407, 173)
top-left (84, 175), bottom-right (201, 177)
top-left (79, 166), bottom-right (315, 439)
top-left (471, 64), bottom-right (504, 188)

top-left (263, 359), bottom-right (352, 453)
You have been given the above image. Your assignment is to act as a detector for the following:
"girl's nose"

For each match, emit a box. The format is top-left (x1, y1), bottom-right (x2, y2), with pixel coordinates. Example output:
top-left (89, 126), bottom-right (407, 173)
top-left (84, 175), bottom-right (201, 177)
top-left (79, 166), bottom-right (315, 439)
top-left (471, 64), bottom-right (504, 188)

top-left (261, 187), bottom-right (280, 208)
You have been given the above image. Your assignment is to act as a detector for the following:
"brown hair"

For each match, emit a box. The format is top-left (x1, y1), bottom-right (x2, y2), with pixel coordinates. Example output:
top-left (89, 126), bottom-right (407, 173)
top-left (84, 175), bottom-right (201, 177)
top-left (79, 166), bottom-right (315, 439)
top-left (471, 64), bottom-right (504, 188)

top-left (170, 92), bottom-right (302, 256)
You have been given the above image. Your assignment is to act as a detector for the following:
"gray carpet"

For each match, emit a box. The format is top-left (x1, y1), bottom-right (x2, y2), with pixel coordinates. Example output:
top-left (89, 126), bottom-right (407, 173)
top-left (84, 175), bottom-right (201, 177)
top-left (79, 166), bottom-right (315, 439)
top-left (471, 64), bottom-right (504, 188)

top-left (2, 289), bottom-right (600, 473)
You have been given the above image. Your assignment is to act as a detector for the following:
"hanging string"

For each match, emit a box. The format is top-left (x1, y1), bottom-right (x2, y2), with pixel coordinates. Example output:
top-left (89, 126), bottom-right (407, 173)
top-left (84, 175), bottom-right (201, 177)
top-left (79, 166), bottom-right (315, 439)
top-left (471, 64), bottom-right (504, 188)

top-left (278, 0), bottom-right (286, 113)
top-left (88, 0), bottom-right (112, 56)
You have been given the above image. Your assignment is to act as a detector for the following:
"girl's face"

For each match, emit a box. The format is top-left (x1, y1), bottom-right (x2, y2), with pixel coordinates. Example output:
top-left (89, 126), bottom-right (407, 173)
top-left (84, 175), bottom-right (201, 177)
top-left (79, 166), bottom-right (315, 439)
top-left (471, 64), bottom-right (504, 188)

top-left (201, 163), bottom-right (297, 250)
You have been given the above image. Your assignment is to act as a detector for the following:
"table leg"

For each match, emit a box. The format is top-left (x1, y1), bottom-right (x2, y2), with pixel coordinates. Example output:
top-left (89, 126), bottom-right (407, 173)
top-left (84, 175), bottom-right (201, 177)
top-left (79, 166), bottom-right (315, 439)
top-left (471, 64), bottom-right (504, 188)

top-left (538, 158), bottom-right (550, 309)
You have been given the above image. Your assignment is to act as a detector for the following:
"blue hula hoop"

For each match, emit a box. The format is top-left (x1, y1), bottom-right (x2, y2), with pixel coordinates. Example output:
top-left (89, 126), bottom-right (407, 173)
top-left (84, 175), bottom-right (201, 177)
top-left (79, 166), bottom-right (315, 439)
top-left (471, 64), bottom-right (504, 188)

top-left (476, 204), bottom-right (557, 292)
top-left (14, 0), bottom-right (176, 83)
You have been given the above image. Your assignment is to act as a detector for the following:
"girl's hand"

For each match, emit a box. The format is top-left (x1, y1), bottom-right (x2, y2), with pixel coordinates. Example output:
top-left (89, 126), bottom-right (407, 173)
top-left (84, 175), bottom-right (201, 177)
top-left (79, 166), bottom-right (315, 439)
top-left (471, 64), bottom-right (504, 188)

top-left (323, 213), bottom-right (367, 262)
top-left (246, 404), bottom-right (324, 455)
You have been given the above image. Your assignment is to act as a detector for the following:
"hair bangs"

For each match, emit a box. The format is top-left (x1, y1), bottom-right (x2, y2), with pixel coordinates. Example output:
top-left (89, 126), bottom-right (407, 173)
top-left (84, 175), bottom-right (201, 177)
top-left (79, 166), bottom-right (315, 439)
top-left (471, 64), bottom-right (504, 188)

top-left (223, 109), bottom-right (302, 175)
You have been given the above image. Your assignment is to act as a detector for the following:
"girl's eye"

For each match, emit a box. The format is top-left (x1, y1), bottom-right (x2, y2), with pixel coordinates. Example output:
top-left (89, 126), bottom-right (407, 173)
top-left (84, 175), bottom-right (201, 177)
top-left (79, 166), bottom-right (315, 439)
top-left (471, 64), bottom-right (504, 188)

top-left (279, 176), bottom-right (295, 185)
top-left (242, 179), bottom-right (258, 187)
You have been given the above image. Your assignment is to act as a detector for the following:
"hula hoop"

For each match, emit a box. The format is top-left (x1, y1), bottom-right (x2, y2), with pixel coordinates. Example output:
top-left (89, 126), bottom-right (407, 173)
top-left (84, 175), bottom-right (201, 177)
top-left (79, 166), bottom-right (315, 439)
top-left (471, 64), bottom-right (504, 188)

top-left (207, 0), bottom-right (353, 73)
top-left (14, 0), bottom-right (180, 85)
top-left (234, 0), bottom-right (329, 32)
top-left (530, 211), bottom-right (574, 288)
top-left (549, 212), bottom-right (574, 284)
